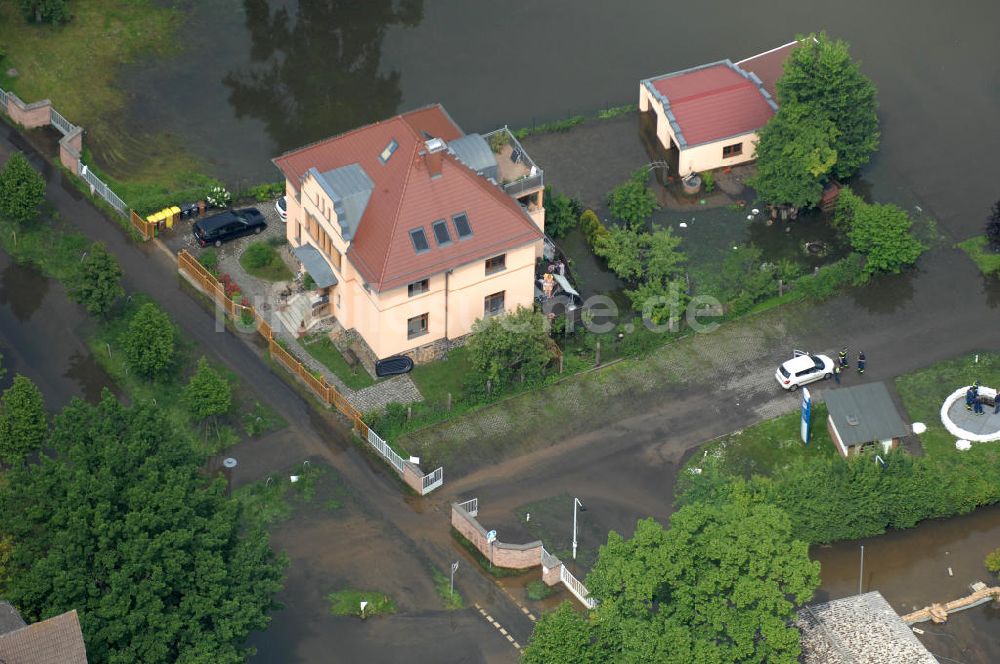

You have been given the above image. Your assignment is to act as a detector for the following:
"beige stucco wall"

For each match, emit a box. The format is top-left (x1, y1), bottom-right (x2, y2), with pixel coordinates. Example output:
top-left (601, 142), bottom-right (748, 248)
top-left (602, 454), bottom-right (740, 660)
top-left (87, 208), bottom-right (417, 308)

top-left (640, 81), bottom-right (760, 175)
top-left (283, 172), bottom-right (542, 359)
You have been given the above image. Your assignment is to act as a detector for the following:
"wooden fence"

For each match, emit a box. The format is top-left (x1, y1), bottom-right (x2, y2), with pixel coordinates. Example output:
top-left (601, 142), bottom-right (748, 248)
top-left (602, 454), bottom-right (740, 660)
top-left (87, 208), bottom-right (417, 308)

top-left (176, 249), bottom-right (442, 493)
top-left (130, 211), bottom-right (155, 241)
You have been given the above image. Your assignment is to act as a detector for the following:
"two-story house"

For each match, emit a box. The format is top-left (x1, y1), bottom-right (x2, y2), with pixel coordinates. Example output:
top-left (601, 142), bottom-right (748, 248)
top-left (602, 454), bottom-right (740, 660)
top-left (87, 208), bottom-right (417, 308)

top-left (272, 104), bottom-right (546, 362)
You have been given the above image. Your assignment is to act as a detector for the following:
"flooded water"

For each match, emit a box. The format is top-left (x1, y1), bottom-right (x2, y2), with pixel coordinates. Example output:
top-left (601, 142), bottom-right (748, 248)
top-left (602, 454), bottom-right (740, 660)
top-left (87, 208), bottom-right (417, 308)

top-left (0, 252), bottom-right (117, 408)
top-left (812, 504), bottom-right (1000, 662)
top-left (120, 0), bottom-right (1000, 239)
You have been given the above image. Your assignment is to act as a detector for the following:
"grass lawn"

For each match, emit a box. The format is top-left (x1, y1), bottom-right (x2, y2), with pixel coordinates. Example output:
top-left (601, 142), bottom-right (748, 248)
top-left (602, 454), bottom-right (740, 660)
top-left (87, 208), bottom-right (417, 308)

top-left (410, 346), bottom-right (472, 405)
top-left (0, 2), bottom-right (210, 195)
top-left (687, 403), bottom-right (838, 480)
top-left (239, 242), bottom-right (294, 282)
top-left (431, 568), bottom-right (464, 610)
top-left (895, 352), bottom-right (1000, 458)
top-left (301, 334), bottom-right (375, 390)
top-left (327, 590), bottom-right (396, 618)
top-left (957, 236), bottom-right (1000, 277)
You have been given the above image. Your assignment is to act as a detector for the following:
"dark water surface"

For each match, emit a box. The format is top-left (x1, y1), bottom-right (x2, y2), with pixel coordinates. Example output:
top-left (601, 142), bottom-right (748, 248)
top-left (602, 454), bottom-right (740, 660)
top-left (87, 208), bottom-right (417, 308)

top-left (124, 0), bottom-right (1000, 240)
top-left (813, 504), bottom-right (1000, 663)
top-left (0, 252), bottom-right (117, 409)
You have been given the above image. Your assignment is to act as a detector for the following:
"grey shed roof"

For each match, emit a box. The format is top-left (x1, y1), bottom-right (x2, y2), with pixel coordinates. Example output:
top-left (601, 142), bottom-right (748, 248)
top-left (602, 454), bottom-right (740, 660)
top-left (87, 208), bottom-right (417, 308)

top-left (797, 592), bottom-right (937, 664)
top-left (310, 163), bottom-right (374, 241)
top-left (825, 382), bottom-right (908, 446)
top-left (447, 134), bottom-right (498, 180)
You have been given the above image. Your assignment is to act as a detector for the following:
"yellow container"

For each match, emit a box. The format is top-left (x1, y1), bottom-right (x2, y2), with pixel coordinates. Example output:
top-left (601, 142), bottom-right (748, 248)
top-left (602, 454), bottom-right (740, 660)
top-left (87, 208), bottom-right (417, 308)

top-left (168, 206), bottom-right (181, 228)
top-left (146, 212), bottom-right (159, 224)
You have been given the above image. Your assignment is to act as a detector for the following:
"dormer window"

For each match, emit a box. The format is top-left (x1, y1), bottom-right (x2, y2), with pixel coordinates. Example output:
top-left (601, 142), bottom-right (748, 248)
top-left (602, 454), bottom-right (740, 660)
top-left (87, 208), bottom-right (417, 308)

top-left (379, 139), bottom-right (399, 164)
top-left (409, 228), bottom-right (429, 254)
top-left (431, 219), bottom-right (452, 246)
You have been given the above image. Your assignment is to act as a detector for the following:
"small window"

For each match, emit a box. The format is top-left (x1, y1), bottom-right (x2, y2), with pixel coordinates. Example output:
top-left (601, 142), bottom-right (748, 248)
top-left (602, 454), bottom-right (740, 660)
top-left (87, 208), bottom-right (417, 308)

top-left (408, 279), bottom-right (429, 297)
top-left (484, 291), bottom-right (505, 317)
top-left (485, 253), bottom-right (506, 275)
top-left (409, 228), bottom-right (429, 253)
top-left (722, 142), bottom-right (743, 158)
top-left (452, 213), bottom-right (472, 239)
top-left (431, 219), bottom-right (452, 246)
top-left (379, 138), bottom-right (399, 164)
top-left (407, 313), bottom-right (428, 339)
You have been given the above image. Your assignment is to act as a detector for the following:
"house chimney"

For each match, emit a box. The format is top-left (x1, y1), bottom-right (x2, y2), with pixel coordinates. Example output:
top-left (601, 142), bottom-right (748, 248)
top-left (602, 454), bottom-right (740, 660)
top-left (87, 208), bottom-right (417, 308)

top-left (423, 138), bottom-right (446, 179)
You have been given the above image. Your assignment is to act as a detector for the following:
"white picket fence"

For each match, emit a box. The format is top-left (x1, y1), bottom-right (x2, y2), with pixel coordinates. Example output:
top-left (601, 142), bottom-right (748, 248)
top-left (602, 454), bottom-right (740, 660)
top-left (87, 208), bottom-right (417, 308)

top-left (456, 498), bottom-right (478, 516)
top-left (560, 565), bottom-right (597, 609)
top-left (0, 87), bottom-right (9, 110)
top-left (49, 108), bottom-right (75, 136)
top-left (367, 428), bottom-right (406, 473)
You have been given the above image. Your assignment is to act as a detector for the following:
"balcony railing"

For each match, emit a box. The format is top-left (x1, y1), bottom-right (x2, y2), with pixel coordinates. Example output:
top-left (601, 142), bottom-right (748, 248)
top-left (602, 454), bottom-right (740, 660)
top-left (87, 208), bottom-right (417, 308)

top-left (483, 126), bottom-right (544, 197)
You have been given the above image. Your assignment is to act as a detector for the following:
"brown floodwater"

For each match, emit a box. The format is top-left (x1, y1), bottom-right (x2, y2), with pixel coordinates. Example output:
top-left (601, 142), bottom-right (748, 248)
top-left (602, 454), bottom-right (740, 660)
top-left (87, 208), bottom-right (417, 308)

top-left (812, 504), bottom-right (1000, 662)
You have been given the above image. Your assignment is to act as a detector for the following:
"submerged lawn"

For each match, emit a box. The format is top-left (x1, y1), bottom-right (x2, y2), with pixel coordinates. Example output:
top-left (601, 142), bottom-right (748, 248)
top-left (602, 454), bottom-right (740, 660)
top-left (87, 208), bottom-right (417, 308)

top-left (0, 2), bottom-right (209, 198)
top-left (957, 236), bottom-right (1000, 277)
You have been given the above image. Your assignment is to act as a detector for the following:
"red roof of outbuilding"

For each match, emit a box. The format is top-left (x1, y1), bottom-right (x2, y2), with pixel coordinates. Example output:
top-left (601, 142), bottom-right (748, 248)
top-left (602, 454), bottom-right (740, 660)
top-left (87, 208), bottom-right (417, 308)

top-left (737, 40), bottom-right (801, 99)
top-left (646, 62), bottom-right (777, 147)
top-left (273, 105), bottom-right (542, 292)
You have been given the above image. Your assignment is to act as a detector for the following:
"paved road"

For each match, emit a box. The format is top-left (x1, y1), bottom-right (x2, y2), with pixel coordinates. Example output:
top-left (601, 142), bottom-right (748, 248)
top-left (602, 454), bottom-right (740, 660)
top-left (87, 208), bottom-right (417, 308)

top-left (1, 126), bottom-right (533, 661)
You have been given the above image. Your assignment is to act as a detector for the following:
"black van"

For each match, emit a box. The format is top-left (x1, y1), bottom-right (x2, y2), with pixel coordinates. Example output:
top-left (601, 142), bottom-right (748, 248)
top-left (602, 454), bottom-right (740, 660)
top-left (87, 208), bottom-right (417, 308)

top-left (193, 208), bottom-right (267, 247)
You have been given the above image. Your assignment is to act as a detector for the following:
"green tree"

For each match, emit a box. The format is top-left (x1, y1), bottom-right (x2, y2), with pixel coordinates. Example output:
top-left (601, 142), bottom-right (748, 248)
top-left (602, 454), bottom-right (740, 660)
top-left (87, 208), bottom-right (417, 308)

top-left (626, 279), bottom-right (688, 327)
top-left (68, 242), bottom-right (124, 316)
top-left (835, 188), bottom-right (923, 278)
top-left (0, 393), bottom-right (285, 663)
top-left (523, 601), bottom-right (594, 664)
top-left (184, 357), bottom-right (232, 422)
top-left (778, 33), bottom-right (880, 179)
top-left (0, 351), bottom-right (6, 384)
top-left (0, 375), bottom-right (47, 465)
top-left (749, 105), bottom-right (838, 209)
top-left (543, 186), bottom-right (581, 238)
top-left (608, 169), bottom-right (657, 229)
top-left (467, 306), bottom-right (552, 392)
top-left (20, 0), bottom-right (71, 23)
top-left (0, 152), bottom-right (46, 226)
top-left (121, 302), bottom-right (176, 379)
top-left (580, 500), bottom-right (819, 664)
top-left (594, 226), bottom-right (685, 284)
top-left (986, 547), bottom-right (1000, 574)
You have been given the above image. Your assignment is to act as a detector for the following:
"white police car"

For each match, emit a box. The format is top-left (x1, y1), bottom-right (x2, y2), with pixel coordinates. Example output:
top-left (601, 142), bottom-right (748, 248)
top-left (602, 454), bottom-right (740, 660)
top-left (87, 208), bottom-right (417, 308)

top-left (775, 352), bottom-right (834, 391)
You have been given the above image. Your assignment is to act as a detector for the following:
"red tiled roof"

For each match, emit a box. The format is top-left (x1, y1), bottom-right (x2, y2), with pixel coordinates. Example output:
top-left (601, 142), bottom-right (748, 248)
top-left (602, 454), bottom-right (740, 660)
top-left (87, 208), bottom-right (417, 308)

top-left (648, 62), bottom-right (776, 146)
top-left (273, 105), bottom-right (542, 292)
top-left (737, 40), bottom-right (801, 99)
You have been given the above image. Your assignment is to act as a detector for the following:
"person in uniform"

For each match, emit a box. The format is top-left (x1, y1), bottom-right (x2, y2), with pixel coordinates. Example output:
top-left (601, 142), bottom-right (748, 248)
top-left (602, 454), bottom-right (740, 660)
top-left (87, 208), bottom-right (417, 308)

top-left (857, 351), bottom-right (866, 374)
top-left (838, 348), bottom-right (849, 369)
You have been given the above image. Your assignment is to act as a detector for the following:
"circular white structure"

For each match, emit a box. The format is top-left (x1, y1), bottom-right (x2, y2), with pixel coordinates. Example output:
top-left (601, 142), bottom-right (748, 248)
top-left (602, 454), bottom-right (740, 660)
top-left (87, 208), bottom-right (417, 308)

top-left (912, 422), bottom-right (927, 434)
top-left (940, 386), bottom-right (1000, 443)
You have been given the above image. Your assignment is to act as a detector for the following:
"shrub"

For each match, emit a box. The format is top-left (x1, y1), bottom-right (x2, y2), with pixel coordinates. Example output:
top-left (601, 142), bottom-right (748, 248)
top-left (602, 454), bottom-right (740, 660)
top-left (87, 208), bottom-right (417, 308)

top-left (794, 253), bottom-right (864, 300)
top-left (0, 152), bottom-right (45, 226)
top-left (701, 170), bottom-right (715, 193)
top-left (835, 188), bottom-right (924, 278)
top-left (20, 0), bottom-right (71, 24)
top-left (608, 168), bottom-right (657, 229)
top-left (467, 307), bottom-right (552, 392)
top-left (198, 248), bottom-right (219, 273)
top-left (525, 580), bottom-right (554, 601)
top-left (206, 185), bottom-right (232, 208)
top-left (987, 547), bottom-right (1000, 574)
top-left (183, 357), bottom-right (232, 422)
top-left (240, 182), bottom-right (284, 203)
top-left (488, 131), bottom-right (509, 154)
top-left (242, 242), bottom-right (275, 270)
top-left (543, 186), bottom-right (581, 239)
top-left (597, 104), bottom-right (637, 120)
top-left (120, 302), bottom-right (176, 379)
top-left (580, 209), bottom-right (609, 250)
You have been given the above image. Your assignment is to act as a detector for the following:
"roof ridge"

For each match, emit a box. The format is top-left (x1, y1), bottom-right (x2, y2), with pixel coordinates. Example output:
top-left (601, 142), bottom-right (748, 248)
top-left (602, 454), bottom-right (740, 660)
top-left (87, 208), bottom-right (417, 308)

top-left (671, 79), bottom-right (755, 105)
top-left (373, 140), bottom-right (422, 285)
top-left (735, 39), bottom-right (801, 65)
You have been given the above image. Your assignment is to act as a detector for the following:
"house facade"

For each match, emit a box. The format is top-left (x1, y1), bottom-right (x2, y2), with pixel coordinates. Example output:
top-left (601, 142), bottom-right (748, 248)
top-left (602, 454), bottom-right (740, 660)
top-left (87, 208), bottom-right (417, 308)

top-left (273, 105), bottom-right (545, 361)
top-left (639, 40), bottom-right (800, 175)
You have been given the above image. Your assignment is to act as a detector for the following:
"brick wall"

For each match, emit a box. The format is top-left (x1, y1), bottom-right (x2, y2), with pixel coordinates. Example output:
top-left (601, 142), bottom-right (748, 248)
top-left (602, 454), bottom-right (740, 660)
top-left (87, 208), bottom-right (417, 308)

top-left (451, 501), bottom-right (543, 570)
top-left (5, 93), bottom-right (51, 129)
top-left (59, 126), bottom-right (83, 173)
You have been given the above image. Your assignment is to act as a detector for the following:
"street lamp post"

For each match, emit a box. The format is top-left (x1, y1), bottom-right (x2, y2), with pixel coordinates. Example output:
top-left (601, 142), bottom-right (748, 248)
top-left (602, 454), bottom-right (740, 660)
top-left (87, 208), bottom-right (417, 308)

top-left (572, 497), bottom-right (585, 560)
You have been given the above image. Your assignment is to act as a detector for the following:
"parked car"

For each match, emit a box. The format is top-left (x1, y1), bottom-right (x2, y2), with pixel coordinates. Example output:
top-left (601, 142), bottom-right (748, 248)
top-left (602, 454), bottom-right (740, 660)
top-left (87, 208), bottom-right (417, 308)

top-left (275, 196), bottom-right (287, 222)
top-left (193, 208), bottom-right (266, 247)
top-left (775, 353), bottom-right (834, 391)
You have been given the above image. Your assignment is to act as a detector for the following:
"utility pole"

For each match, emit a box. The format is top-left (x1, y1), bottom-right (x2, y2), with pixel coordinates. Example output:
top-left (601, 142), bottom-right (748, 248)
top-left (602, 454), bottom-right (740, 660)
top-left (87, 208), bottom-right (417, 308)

top-left (572, 497), bottom-right (585, 560)
top-left (859, 545), bottom-right (865, 595)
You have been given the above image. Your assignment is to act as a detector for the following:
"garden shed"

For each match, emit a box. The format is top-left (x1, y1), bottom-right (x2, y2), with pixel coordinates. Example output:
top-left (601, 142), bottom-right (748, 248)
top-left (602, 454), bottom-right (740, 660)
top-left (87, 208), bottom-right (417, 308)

top-left (825, 382), bottom-right (909, 458)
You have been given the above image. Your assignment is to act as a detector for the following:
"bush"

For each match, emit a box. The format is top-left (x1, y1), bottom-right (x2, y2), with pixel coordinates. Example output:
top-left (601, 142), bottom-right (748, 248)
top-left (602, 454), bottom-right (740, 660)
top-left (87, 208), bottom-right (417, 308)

top-left (242, 242), bottom-right (275, 270)
top-left (794, 253), bottom-right (864, 300)
top-left (543, 186), bottom-right (581, 239)
top-left (198, 248), bottom-right (219, 273)
top-left (467, 307), bottom-right (553, 393)
top-left (239, 182), bottom-right (284, 203)
top-left (488, 131), bottom-right (509, 153)
top-left (525, 579), bottom-right (554, 601)
top-left (0, 152), bottom-right (45, 226)
top-left (120, 302), bottom-right (176, 379)
top-left (835, 188), bottom-right (924, 278)
top-left (608, 168), bottom-right (657, 229)
top-left (701, 170), bottom-right (715, 193)
top-left (67, 242), bottom-right (124, 317)
top-left (987, 547), bottom-right (1000, 574)
top-left (20, 0), bottom-right (71, 24)
top-left (579, 209), bottom-right (609, 250)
